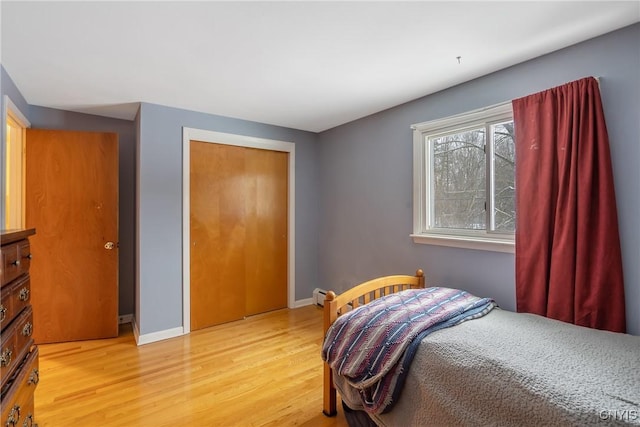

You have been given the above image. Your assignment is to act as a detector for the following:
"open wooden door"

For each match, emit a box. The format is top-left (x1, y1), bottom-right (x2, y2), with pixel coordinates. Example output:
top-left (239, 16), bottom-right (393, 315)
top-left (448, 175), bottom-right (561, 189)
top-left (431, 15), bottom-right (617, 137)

top-left (25, 129), bottom-right (119, 343)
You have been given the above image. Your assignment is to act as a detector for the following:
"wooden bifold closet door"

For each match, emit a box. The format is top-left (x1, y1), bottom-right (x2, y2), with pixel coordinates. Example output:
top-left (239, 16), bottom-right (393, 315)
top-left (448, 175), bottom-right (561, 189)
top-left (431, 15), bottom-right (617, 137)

top-left (190, 141), bottom-right (288, 331)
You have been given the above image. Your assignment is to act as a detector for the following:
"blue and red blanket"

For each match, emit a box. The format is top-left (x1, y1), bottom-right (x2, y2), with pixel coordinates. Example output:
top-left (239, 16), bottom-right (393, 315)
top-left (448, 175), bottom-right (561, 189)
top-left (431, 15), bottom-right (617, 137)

top-left (321, 287), bottom-right (496, 414)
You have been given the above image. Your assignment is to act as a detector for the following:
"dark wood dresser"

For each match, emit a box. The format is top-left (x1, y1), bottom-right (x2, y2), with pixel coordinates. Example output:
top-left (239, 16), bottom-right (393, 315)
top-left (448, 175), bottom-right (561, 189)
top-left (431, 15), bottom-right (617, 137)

top-left (1, 229), bottom-right (38, 427)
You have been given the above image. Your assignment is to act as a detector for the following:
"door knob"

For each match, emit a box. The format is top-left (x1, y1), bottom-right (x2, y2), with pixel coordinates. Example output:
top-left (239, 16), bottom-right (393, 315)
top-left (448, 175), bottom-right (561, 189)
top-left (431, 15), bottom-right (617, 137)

top-left (104, 242), bottom-right (115, 250)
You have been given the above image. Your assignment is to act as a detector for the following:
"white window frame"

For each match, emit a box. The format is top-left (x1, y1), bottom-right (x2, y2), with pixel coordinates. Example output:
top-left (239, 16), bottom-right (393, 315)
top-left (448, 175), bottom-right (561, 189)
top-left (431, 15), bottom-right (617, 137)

top-left (411, 102), bottom-right (515, 253)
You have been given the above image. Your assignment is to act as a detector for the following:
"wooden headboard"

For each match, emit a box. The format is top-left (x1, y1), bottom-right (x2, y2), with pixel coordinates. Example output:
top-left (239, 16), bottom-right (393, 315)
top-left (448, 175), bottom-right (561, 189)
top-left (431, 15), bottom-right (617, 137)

top-left (322, 269), bottom-right (425, 416)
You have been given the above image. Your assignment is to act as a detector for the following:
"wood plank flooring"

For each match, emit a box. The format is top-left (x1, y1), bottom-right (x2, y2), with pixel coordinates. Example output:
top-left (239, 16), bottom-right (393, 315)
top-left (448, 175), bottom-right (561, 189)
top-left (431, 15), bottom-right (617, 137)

top-left (35, 305), bottom-right (349, 426)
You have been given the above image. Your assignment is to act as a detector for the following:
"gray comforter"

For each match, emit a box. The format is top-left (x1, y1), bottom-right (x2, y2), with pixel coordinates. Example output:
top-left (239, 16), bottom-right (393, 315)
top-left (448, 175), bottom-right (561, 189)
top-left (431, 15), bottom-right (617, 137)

top-left (335, 309), bottom-right (640, 426)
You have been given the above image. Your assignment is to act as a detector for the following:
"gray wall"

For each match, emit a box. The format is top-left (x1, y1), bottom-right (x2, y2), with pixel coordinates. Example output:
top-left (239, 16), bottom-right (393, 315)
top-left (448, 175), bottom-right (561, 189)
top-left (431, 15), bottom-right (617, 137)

top-left (28, 106), bottom-right (137, 317)
top-left (137, 102), bottom-right (319, 335)
top-left (317, 23), bottom-right (640, 335)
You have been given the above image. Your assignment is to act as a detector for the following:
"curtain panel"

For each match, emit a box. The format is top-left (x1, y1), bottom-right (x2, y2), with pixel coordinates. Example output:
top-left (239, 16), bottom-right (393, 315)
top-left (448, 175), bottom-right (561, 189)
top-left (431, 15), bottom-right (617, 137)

top-left (512, 77), bottom-right (626, 333)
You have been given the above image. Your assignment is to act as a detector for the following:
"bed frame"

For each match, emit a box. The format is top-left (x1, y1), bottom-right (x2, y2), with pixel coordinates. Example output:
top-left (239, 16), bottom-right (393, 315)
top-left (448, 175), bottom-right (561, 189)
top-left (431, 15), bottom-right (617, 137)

top-left (322, 269), bottom-right (425, 416)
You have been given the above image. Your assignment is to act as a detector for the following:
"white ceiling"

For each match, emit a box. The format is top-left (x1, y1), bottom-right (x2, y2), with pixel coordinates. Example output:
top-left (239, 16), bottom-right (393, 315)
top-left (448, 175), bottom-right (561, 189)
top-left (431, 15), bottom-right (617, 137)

top-left (2, 1), bottom-right (639, 133)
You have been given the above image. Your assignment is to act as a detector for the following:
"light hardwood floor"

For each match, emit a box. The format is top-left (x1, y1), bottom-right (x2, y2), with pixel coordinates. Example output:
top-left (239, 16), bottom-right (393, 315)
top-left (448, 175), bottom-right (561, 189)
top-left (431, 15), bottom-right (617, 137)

top-left (35, 305), bottom-right (349, 426)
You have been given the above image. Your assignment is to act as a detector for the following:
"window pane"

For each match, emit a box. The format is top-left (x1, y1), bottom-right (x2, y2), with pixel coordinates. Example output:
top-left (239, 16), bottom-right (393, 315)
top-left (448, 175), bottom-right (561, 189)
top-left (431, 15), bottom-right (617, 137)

top-left (432, 128), bottom-right (486, 230)
top-left (492, 121), bottom-right (515, 232)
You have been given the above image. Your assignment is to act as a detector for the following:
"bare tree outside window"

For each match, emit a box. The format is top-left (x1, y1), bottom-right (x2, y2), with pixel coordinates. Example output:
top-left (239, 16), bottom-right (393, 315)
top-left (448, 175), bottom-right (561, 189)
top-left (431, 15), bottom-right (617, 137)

top-left (492, 122), bottom-right (515, 232)
top-left (433, 128), bottom-right (486, 229)
top-left (429, 121), bottom-right (515, 232)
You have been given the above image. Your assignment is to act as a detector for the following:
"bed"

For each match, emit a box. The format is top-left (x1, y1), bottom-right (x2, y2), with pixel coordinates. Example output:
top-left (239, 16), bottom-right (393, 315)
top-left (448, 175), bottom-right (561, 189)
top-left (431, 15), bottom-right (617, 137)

top-left (321, 270), bottom-right (640, 426)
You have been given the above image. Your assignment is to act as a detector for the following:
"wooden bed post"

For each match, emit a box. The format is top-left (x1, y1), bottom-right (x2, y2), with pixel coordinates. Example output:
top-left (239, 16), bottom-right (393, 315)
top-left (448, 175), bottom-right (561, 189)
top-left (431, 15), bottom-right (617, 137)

top-left (322, 269), bottom-right (425, 417)
top-left (415, 269), bottom-right (425, 289)
top-left (323, 291), bottom-right (338, 416)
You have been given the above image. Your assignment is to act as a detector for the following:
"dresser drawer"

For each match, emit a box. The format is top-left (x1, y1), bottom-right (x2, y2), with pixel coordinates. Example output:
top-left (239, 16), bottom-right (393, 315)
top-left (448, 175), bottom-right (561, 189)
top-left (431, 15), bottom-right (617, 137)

top-left (1, 347), bottom-right (39, 427)
top-left (0, 307), bottom-right (34, 390)
top-left (2, 396), bottom-right (35, 427)
top-left (14, 307), bottom-right (34, 361)
top-left (0, 276), bottom-right (31, 330)
top-left (1, 240), bottom-right (31, 287)
top-left (0, 289), bottom-right (10, 329)
top-left (0, 328), bottom-right (17, 386)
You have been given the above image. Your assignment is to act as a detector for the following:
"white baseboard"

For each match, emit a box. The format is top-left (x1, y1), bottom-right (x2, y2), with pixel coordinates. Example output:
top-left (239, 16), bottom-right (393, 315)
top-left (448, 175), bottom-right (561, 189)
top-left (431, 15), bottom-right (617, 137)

top-left (131, 298), bottom-right (313, 346)
top-left (132, 318), bottom-right (184, 346)
top-left (118, 313), bottom-right (133, 324)
top-left (293, 297), bottom-right (314, 308)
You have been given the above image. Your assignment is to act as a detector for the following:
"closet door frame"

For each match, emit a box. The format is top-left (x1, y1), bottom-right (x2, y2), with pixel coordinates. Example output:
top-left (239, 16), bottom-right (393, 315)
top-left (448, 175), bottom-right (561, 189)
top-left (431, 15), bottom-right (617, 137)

top-left (182, 127), bottom-right (295, 334)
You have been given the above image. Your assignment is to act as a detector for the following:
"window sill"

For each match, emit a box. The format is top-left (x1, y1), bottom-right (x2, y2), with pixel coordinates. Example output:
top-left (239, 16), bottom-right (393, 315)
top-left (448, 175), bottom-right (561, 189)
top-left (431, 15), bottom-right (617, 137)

top-left (410, 233), bottom-right (514, 253)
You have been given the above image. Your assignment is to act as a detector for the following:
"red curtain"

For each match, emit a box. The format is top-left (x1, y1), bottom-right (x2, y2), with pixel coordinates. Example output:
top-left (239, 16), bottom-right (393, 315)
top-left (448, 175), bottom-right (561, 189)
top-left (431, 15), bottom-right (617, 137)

top-left (512, 77), bottom-right (626, 333)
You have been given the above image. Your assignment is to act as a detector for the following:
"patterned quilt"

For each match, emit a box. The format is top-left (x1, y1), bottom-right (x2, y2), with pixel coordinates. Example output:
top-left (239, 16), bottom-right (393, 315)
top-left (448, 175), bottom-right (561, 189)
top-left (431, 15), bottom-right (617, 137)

top-left (321, 287), bottom-right (496, 414)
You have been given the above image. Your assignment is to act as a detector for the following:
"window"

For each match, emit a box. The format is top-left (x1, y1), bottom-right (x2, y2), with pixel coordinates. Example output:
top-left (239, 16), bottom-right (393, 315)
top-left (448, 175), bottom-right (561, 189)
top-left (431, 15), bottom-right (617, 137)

top-left (411, 102), bottom-right (515, 252)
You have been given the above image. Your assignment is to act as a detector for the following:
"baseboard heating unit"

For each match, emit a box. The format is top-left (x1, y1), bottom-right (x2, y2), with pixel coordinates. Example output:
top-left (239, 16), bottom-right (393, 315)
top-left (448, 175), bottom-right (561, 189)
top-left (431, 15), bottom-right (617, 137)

top-left (313, 288), bottom-right (328, 306)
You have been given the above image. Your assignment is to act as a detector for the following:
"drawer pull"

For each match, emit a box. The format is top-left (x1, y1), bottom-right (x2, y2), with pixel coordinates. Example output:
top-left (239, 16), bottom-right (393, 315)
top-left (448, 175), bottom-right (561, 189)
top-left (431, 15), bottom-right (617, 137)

top-left (18, 288), bottom-right (30, 301)
top-left (22, 322), bottom-right (33, 337)
top-left (28, 368), bottom-right (40, 385)
top-left (5, 404), bottom-right (20, 426)
top-left (11, 259), bottom-right (21, 267)
top-left (0, 304), bottom-right (5, 323)
top-left (0, 348), bottom-right (12, 367)
top-left (25, 253), bottom-right (33, 260)
top-left (21, 414), bottom-right (33, 427)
